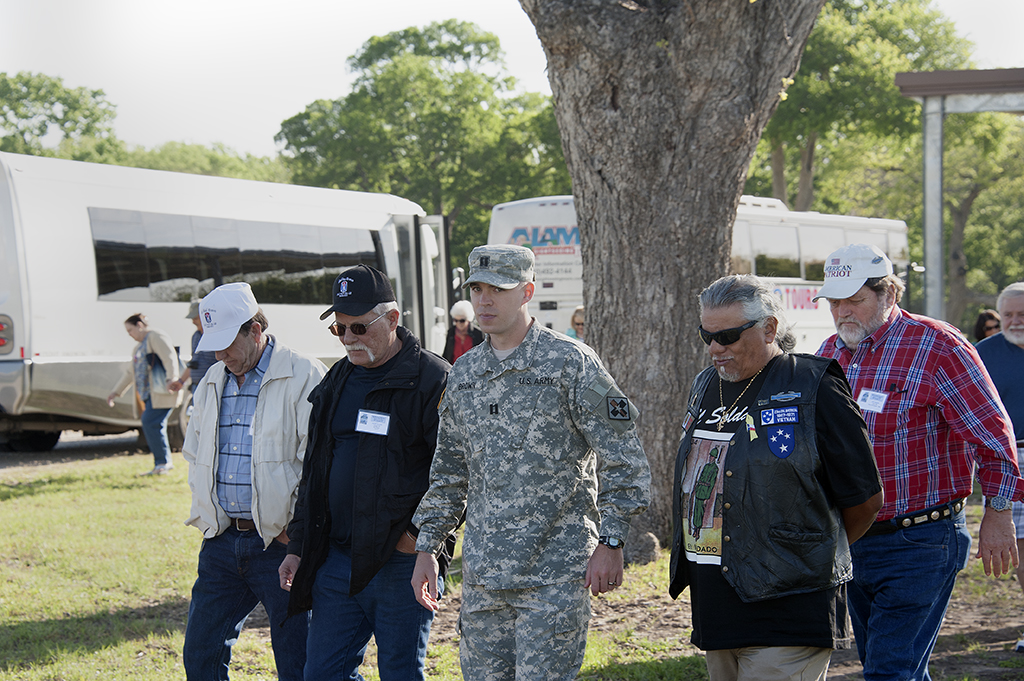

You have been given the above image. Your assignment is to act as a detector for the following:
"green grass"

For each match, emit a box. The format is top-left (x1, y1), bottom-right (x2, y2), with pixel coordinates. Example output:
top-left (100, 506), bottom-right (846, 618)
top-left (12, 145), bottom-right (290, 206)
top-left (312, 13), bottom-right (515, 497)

top-left (1, 453), bottom-right (709, 680)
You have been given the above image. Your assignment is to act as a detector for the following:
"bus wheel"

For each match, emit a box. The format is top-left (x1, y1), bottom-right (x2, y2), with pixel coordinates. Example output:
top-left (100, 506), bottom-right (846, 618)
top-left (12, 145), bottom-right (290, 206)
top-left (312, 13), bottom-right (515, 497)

top-left (7, 431), bottom-right (62, 452)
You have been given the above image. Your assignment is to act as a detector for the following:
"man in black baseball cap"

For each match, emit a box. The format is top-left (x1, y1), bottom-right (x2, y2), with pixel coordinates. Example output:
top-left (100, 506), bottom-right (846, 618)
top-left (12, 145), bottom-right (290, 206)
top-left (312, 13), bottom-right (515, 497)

top-left (280, 263), bottom-right (455, 680)
top-left (319, 264), bottom-right (397, 321)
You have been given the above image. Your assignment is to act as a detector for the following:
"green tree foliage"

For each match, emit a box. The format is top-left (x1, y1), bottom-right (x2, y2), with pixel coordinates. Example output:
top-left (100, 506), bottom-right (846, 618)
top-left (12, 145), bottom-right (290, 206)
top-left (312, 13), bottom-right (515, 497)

top-left (0, 71), bottom-right (117, 154)
top-left (747, 0), bottom-right (971, 210)
top-left (277, 20), bottom-right (571, 269)
top-left (117, 142), bottom-right (291, 182)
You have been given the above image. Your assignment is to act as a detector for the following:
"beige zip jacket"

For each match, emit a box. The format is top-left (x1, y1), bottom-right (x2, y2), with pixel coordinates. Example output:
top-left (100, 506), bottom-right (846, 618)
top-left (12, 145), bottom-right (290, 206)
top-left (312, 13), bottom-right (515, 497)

top-left (183, 338), bottom-right (327, 548)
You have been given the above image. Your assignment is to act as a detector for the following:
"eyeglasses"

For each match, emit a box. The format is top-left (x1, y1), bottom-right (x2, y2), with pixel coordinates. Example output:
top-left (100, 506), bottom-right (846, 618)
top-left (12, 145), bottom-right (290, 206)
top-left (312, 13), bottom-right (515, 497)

top-left (697, 319), bottom-right (759, 346)
top-left (573, 322), bottom-right (584, 328)
top-left (984, 323), bottom-right (1001, 331)
top-left (453, 318), bottom-right (469, 324)
top-left (329, 311), bottom-right (388, 337)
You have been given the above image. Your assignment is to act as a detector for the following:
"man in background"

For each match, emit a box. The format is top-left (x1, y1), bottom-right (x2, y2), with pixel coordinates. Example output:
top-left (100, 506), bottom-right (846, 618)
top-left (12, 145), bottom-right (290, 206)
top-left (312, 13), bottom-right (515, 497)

top-left (170, 301), bottom-right (218, 393)
top-left (976, 281), bottom-right (1024, 652)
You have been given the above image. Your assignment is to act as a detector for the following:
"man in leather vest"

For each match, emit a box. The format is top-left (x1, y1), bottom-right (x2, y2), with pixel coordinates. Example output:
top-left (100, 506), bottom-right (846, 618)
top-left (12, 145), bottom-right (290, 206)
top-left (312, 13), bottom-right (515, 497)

top-left (670, 274), bottom-right (883, 681)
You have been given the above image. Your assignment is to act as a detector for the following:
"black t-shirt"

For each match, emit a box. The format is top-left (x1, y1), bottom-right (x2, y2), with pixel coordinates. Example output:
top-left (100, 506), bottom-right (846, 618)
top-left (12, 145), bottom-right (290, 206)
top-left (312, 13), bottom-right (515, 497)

top-left (328, 354), bottom-right (400, 546)
top-left (683, 355), bottom-right (877, 650)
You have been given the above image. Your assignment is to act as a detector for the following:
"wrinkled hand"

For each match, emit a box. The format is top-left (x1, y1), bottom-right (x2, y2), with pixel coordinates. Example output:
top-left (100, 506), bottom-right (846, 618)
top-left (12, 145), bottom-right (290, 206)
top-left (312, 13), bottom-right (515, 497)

top-left (411, 551), bottom-right (440, 611)
top-left (279, 554), bottom-right (300, 591)
top-left (584, 544), bottom-right (624, 596)
top-left (976, 507), bottom-right (1019, 577)
top-left (168, 379), bottom-right (184, 392)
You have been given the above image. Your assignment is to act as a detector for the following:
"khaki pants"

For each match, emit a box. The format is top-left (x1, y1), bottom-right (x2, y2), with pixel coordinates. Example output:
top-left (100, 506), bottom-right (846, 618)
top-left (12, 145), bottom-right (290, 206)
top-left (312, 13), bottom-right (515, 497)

top-left (705, 646), bottom-right (831, 681)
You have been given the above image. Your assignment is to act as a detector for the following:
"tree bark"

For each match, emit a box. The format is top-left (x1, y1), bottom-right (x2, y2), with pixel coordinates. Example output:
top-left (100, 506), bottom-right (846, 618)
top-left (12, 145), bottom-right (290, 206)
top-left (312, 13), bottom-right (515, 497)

top-left (520, 0), bottom-right (825, 541)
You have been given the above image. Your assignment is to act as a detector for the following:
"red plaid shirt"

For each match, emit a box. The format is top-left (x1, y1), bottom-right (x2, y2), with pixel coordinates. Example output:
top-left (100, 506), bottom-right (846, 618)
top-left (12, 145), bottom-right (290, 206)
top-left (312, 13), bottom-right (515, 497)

top-left (817, 306), bottom-right (1022, 521)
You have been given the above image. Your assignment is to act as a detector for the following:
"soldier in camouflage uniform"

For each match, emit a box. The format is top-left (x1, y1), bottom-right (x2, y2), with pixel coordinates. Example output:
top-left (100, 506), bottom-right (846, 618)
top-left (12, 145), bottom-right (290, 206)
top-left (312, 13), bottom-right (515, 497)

top-left (411, 244), bottom-right (651, 681)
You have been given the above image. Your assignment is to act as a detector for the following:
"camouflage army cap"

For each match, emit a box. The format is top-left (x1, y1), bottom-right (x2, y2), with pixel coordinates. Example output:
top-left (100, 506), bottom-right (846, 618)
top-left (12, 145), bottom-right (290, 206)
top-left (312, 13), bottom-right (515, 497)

top-left (463, 245), bottom-right (535, 290)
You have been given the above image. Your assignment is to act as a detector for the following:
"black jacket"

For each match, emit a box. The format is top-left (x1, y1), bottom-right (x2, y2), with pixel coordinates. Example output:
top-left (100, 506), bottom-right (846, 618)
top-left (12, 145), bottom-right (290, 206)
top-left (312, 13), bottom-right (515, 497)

top-left (441, 324), bottom-right (484, 364)
top-left (286, 326), bottom-right (454, 612)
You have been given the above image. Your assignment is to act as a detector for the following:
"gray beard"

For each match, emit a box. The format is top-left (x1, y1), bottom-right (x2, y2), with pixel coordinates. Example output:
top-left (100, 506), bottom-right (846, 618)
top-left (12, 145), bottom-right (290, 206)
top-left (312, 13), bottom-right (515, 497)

top-left (1002, 327), bottom-right (1024, 347)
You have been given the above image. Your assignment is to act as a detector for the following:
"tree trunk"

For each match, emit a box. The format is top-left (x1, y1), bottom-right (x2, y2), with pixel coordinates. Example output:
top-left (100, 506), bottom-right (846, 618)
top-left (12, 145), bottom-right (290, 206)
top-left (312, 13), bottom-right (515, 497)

top-left (794, 130), bottom-right (817, 212)
top-left (521, 0), bottom-right (825, 541)
top-left (770, 140), bottom-right (789, 208)
top-left (945, 185), bottom-right (983, 330)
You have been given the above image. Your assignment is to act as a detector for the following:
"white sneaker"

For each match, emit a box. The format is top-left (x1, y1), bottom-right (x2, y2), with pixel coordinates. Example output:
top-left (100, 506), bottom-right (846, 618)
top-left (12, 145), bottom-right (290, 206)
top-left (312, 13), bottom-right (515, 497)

top-left (140, 463), bottom-right (173, 476)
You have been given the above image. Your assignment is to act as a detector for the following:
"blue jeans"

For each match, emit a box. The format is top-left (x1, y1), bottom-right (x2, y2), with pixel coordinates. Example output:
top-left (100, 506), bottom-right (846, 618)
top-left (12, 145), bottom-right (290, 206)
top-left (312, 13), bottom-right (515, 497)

top-left (848, 507), bottom-right (971, 681)
top-left (140, 397), bottom-right (171, 466)
top-left (183, 527), bottom-right (308, 681)
top-left (304, 545), bottom-right (439, 681)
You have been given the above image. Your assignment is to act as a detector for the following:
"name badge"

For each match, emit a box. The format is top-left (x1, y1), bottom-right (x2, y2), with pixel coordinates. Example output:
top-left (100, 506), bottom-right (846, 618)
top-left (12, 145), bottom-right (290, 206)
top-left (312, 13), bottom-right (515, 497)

top-left (355, 409), bottom-right (391, 436)
top-left (856, 389), bottom-right (888, 414)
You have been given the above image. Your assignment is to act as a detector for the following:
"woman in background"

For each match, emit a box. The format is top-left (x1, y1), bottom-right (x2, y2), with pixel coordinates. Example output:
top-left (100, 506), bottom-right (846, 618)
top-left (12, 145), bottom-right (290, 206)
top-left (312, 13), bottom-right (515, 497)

top-left (108, 313), bottom-right (182, 475)
top-left (974, 309), bottom-right (1001, 343)
top-left (566, 306), bottom-right (585, 343)
top-left (442, 299), bottom-right (484, 364)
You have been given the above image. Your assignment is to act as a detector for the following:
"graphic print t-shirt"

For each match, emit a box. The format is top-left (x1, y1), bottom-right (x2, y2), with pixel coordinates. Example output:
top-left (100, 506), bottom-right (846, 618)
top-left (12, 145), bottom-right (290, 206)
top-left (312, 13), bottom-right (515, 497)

top-left (679, 356), bottom-right (859, 651)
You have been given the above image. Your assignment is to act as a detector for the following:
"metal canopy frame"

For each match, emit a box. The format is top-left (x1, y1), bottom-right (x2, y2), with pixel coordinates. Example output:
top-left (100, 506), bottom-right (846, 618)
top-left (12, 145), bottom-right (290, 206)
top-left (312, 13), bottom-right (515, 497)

top-left (895, 68), bottom-right (1024, 319)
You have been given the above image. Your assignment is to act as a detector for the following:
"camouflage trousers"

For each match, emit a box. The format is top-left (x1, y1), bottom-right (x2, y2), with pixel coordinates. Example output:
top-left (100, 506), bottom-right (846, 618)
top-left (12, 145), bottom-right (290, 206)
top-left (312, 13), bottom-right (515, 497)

top-left (459, 580), bottom-right (590, 681)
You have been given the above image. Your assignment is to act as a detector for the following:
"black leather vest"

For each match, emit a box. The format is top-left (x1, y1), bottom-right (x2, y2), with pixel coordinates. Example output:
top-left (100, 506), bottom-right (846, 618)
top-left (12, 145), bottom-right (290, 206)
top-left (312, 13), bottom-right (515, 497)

top-left (669, 353), bottom-right (852, 603)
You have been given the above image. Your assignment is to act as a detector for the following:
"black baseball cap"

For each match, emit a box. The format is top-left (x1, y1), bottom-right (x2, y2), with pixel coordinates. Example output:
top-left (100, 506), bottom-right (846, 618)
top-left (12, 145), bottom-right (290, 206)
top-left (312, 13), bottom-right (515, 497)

top-left (319, 265), bottom-right (397, 320)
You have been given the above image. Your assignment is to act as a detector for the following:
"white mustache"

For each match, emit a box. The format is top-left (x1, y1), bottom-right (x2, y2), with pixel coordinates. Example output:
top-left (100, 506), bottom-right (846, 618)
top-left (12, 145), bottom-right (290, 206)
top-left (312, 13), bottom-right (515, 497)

top-left (345, 342), bottom-right (376, 362)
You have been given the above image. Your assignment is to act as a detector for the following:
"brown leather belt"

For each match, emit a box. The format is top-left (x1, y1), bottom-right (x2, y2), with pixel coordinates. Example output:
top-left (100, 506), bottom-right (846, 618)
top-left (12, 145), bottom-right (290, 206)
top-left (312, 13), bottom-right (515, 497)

top-left (863, 498), bottom-right (966, 538)
top-left (230, 517), bottom-right (256, 531)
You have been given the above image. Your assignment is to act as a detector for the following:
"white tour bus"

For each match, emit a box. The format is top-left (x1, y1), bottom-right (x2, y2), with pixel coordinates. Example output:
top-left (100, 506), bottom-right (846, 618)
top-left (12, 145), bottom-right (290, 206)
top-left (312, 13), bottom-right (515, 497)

top-left (489, 195), bottom-right (908, 352)
top-left (0, 152), bottom-right (451, 451)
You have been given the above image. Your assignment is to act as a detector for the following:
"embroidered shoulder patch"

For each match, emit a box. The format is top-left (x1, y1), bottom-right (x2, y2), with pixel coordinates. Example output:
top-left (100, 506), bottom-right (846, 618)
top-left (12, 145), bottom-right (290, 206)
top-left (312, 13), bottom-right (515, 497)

top-left (607, 396), bottom-right (632, 421)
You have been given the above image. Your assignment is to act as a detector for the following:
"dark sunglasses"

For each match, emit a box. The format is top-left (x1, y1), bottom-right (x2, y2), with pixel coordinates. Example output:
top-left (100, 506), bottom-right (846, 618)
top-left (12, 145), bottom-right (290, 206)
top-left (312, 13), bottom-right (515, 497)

top-left (453, 318), bottom-right (469, 324)
top-left (984, 323), bottom-right (1000, 331)
top-left (329, 311), bottom-right (387, 337)
top-left (697, 319), bottom-right (759, 346)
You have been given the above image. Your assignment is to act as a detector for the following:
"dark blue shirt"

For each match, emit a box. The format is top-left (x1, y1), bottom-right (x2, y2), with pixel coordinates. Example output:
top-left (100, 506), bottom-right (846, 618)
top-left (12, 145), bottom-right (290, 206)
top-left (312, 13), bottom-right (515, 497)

top-left (976, 333), bottom-right (1024, 442)
top-left (328, 353), bottom-right (401, 546)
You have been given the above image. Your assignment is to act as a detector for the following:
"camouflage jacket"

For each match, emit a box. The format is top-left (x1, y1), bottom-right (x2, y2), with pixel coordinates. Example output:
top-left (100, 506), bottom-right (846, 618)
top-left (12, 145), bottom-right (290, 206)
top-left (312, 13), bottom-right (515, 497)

top-left (413, 321), bottom-right (651, 589)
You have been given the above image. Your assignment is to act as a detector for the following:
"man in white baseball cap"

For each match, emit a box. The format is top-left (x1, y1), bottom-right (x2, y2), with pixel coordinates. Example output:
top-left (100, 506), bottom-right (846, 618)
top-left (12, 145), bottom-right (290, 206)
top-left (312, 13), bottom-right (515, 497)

top-left (811, 243), bottom-right (893, 304)
top-left (814, 244), bottom-right (1022, 681)
top-left (182, 281), bottom-right (327, 681)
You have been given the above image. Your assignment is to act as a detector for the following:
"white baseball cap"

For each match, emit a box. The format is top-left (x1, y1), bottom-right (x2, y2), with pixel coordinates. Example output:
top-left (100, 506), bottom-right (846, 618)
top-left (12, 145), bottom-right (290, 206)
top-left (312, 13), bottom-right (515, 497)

top-left (812, 244), bottom-right (893, 302)
top-left (196, 282), bottom-right (260, 352)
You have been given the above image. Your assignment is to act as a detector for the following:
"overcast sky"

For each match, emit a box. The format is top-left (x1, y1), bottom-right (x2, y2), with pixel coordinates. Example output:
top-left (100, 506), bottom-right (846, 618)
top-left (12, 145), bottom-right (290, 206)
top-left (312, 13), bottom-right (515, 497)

top-left (1, 0), bottom-right (1021, 158)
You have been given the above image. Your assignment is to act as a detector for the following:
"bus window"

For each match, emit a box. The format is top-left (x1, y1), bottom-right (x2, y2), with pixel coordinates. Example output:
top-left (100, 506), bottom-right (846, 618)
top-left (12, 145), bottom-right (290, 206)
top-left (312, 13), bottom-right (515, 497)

top-left (751, 223), bottom-right (800, 278)
top-left (91, 208), bottom-right (380, 305)
top-left (798, 225), bottom-right (845, 282)
top-left (731, 220), bottom-right (753, 274)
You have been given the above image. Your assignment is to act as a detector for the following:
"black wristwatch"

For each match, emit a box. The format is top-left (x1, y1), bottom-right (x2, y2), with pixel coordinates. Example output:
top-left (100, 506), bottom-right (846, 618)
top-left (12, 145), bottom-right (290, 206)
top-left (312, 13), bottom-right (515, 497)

top-left (598, 535), bottom-right (624, 550)
top-left (985, 495), bottom-right (1012, 512)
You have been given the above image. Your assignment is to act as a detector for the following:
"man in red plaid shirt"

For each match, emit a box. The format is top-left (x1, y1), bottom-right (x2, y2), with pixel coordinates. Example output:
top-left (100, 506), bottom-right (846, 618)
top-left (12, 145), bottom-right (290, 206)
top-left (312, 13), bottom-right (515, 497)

top-left (814, 243), bottom-right (1023, 681)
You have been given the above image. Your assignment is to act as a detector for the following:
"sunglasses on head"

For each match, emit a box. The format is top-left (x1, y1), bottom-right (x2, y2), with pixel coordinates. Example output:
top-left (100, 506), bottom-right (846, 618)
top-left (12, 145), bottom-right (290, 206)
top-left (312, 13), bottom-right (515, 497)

top-left (329, 311), bottom-right (388, 337)
top-left (697, 319), bottom-right (759, 346)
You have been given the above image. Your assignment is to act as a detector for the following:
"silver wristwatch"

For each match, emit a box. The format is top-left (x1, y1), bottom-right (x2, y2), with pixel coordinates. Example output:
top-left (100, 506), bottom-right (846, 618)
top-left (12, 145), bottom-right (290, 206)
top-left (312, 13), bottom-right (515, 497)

top-left (985, 495), bottom-right (1012, 512)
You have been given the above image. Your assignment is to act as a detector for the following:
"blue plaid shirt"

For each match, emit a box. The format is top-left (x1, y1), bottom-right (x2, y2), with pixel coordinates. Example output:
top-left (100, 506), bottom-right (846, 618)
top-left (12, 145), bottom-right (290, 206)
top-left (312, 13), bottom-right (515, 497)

top-left (217, 337), bottom-right (274, 519)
